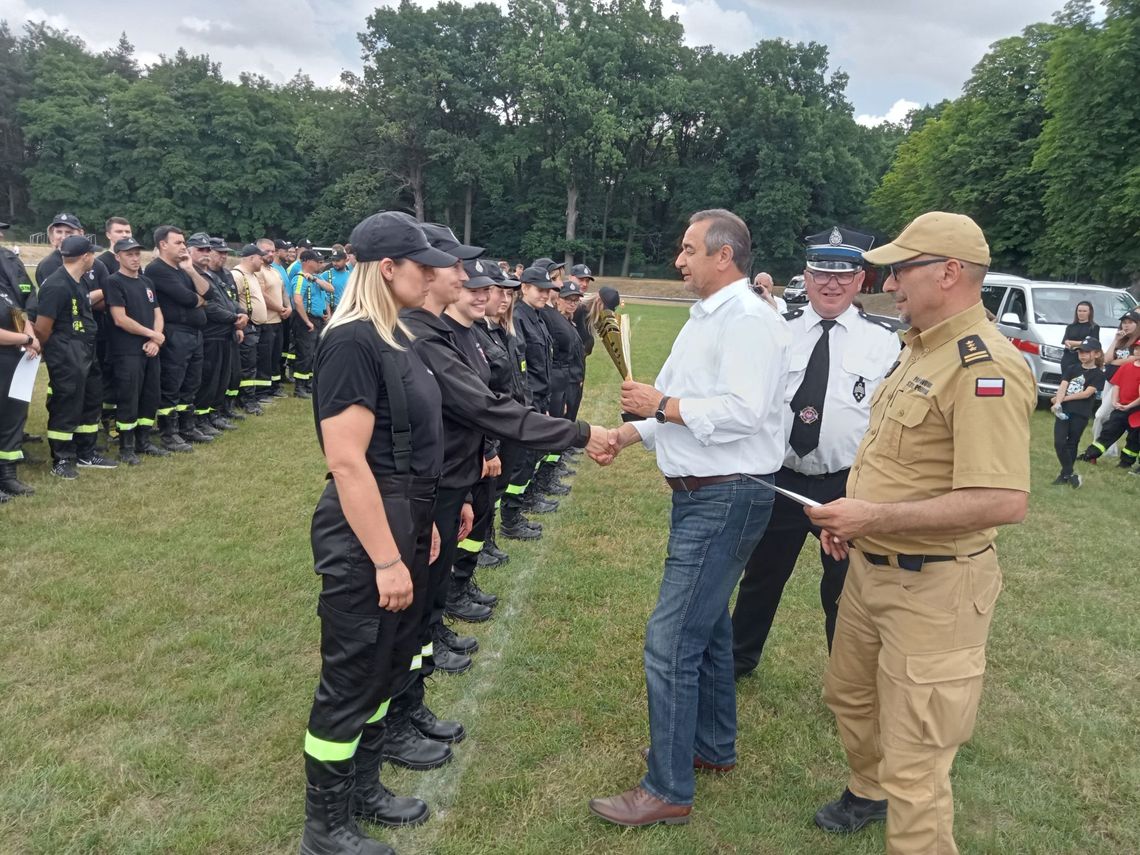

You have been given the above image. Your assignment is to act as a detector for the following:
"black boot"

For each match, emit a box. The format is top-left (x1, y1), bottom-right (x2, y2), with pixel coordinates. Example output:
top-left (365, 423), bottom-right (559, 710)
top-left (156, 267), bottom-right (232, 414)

top-left (209, 413), bottom-right (239, 431)
top-left (352, 722), bottom-right (430, 827)
top-left (814, 788), bottom-right (888, 834)
top-left (179, 411), bottom-right (214, 443)
top-left (435, 622), bottom-right (478, 654)
top-left (380, 689), bottom-right (453, 771)
top-left (406, 675), bottom-right (465, 744)
top-left (137, 426), bottom-right (171, 457)
top-left (159, 415), bottom-right (192, 452)
top-left (431, 639), bottom-right (473, 675)
top-left (301, 757), bottom-right (394, 855)
top-left (0, 462), bottom-right (34, 496)
top-left (222, 398), bottom-right (246, 420)
top-left (445, 581), bottom-right (493, 623)
top-left (118, 429), bottom-right (141, 466)
top-left (196, 414), bottom-right (222, 438)
top-left (295, 380), bottom-right (313, 399)
top-left (477, 523), bottom-right (509, 568)
top-left (520, 488), bottom-right (558, 513)
top-left (500, 504), bottom-right (542, 540)
top-left (466, 577), bottom-right (498, 608)
top-left (536, 465), bottom-right (571, 496)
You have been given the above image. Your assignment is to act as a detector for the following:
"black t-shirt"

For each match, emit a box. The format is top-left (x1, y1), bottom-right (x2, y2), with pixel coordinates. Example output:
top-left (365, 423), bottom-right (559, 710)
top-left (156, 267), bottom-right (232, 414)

top-left (97, 250), bottom-right (120, 275)
top-left (145, 258), bottom-right (206, 328)
top-left (104, 272), bottom-right (158, 354)
top-left (1061, 321), bottom-right (1099, 373)
top-left (36, 267), bottom-right (96, 342)
top-left (312, 320), bottom-right (443, 478)
top-left (1060, 365), bottom-right (1106, 419)
top-left (38, 251), bottom-right (109, 338)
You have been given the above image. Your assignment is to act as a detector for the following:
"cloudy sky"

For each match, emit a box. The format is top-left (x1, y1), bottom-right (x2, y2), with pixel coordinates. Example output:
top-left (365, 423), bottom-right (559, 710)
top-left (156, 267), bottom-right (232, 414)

top-left (1, 0), bottom-right (1071, 124)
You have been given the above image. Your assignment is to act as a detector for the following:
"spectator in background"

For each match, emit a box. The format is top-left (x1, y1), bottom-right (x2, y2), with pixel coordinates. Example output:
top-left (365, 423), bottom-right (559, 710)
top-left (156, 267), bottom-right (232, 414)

top-left (1060, 300), bottom-right (1099, 377)
top-left (752, 271), bottom-right (787, 313)
top-left (1051, 337), bottom-right (1104, 488)
top-left (1080, 339), bottom-right (1140, 471)
top-left (1092, 311), bottom-right (1140, 446)
top-left (257, 237), bottom-right (291, 398)
top-left (99, 217), bottom-right (132, 274)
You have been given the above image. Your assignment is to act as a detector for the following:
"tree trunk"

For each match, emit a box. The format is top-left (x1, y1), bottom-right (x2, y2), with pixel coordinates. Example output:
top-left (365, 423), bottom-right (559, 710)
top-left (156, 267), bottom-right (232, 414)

top-left (598, 181), bottom-right (614, 276)
top-left (464, 182), bottom-right (474, 245)
top-left (410, 161), bottom-right (425, 221)
top-left (564, 180), bottom-right (579, 268)
top-left (621, 200), bottom-right (638, 278)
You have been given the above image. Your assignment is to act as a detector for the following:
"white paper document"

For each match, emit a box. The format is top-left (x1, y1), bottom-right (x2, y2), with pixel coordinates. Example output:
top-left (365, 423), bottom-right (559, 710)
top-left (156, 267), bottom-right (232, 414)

top-left (771, 483), bottom-right (822, 508)
top-left (8, 352), bottom-right (41, 402)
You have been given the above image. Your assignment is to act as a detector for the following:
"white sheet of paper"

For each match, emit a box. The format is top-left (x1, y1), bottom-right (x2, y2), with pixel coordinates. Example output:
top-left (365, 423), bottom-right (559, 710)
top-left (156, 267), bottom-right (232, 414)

top-left (8, 351), bottom-right (40, 402)
top-left (771, 483), bottom-right (822, 508)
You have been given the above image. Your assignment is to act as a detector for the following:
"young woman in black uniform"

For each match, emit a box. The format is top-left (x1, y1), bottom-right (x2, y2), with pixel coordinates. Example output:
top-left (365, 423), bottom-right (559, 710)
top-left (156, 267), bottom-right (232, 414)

top-left (299, 212), bottom-right (457, 855)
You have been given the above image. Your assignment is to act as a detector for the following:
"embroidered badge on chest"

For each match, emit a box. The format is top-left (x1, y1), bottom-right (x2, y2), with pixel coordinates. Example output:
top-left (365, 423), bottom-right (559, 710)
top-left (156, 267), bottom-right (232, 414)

top-left (852, 377), bottom-right (865, 402)
top-left (798, 405), bottom-right (820, 425)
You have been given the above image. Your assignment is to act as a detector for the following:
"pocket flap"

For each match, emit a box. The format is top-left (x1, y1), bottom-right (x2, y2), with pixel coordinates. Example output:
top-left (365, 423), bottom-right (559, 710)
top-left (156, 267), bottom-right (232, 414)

top-left (906, 645), bottom-right (986, 684)
top-left (887, 396), bottom-right (931, 428)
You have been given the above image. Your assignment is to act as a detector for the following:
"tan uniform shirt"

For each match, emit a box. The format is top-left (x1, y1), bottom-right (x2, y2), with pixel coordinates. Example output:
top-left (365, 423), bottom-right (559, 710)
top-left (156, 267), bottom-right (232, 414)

top-left (230, 266), bottom-right (268, 325)
top-left (259, 266), bottom-right (286, 325)
top-left (846, 301), bottom-right (1034, 556)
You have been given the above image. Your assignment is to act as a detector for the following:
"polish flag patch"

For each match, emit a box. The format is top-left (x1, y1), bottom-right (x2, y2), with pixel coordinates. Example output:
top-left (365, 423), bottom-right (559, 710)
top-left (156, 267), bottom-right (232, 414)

top-left (975, 377), bottom-right (1005, 397)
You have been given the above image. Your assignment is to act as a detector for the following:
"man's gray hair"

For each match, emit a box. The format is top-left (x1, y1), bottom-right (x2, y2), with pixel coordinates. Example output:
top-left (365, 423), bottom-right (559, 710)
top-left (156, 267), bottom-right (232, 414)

top-left (256, 237), bottom-right (274, 252)
top-left (690, 209), bottom-right (751, 274)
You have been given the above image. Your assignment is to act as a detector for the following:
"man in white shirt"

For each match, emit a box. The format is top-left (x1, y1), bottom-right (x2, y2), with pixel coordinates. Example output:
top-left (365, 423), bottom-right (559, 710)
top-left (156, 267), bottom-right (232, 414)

top-left (732, 227), bottom-right (901, 680)
top-left (752, 271), bottom-right (787, 313)
top-left (588, 209), bottom-right (790, 827)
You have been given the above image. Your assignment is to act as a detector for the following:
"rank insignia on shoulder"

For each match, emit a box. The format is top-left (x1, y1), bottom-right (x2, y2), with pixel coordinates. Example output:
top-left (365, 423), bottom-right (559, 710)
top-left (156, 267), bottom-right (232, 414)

top-left (958, 335), bottom-right (993, 367)
top-left (975, 377), bottom-right (1004, 397)
top-left (782, 308), bottom-right (803, 322)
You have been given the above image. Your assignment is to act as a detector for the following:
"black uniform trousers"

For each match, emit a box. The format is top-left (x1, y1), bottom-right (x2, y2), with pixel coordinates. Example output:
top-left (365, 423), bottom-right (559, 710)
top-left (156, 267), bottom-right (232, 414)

top-left (0, 346), bottom-right (30, 461)
top-left (496, 441), bottom-right (528, 506)
top-left (454, 476), bottom-right (494, 584)
top-left (256, 323), bottom-right (281, 394)
top-left (419, 485), bottom-right (470, 678)
top-left (305, 476), bottom-right (437, 761)
top-left (226, 336), bottom-right (241, 402)
top-left (96, 337), bottom-right (116, 416)
top-left (237, 325), bottom-right (262, 402)
top-left (112, 349), bottom-right (161, 430)
top-left (1054, 414), bottom-right (1091, 478)
top-left (1087, 409), bottom-right (1140, 463)
top-left (195, 335), bottom-right (234, 416)
top-left (292, 315), bottom-right (325, 382)
top-left (158, 325), bottom-right (202, 417)
top-left (732, 467), bottom-right (850, 675)
top-left (44, 335), bottom-right (102, 460)
top-left (548, 366), bottom-right (569, 420)
top-left (565, 380), bottom-right (584, 421)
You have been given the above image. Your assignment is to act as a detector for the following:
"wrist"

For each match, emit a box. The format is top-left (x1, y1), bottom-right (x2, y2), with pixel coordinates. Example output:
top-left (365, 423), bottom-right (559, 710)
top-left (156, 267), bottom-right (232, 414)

top-left (374, 556), bottom-right (402, 571)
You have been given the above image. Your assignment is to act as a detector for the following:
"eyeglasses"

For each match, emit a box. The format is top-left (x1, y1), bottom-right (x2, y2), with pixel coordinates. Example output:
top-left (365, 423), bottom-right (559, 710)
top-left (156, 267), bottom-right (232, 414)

top-left (807, 270), bottom-right (857, 286)
top-left (887, 257), bottom-right (948, 280)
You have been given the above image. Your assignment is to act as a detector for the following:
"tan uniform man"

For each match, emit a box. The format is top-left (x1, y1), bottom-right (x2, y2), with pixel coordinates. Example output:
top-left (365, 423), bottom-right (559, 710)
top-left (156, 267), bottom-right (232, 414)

top-left (806, 212), bottom-right (1034, 854)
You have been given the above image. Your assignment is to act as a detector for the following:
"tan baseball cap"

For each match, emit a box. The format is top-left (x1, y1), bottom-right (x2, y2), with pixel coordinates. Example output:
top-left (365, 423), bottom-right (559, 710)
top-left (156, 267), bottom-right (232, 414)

top-left (863, 211), bottom-right (991, 266)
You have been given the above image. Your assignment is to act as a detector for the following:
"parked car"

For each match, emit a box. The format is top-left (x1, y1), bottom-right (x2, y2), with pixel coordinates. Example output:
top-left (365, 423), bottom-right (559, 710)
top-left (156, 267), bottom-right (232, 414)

top-left (983, 275), bottom-right (1138, 400)
top-left (783, 275), bottom-right (806, 303)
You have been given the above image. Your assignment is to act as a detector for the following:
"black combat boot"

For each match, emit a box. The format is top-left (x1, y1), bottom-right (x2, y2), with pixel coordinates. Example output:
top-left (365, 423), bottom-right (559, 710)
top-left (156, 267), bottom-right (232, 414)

top-left (179, 411), bottom-right (214, 443)
top-left (814, 788), bottom-right (888, 834)
top-left (466, 577), bottom-right (498, 608)
top-left (0, 462), bottom-right (34, 496)
top-left (500, 504), bottom-right (542, 540)
top-left (436, 622), bottom-right (478, 654)
top-left (137, 426), bottom-right (171, 457)
top-left (196, 413), bottom-right (222, 438)
top-left (300, 757), bottom-right (394, 855)
top-left (118, 429), bottom-right (141, 466)
top-left (380, 690), bottom-right (453, 771)
top-left (405, 676), bottom-right (465, 744)
top-left (444, 581), bottom-right (493, 623)
top-left (159, 414), bottom-right (193, 452)
top-left (352, 721), bottom-right (430, 827)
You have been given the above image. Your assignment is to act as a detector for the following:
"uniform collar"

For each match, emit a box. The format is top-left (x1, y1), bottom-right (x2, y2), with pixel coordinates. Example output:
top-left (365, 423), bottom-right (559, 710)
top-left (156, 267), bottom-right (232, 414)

top-left (691, 277), bottom-right (748, 319)
top-left (401, 306), bottom-right (451, 333)
top-left (905, 302), bottom-right (987, 352)
top-left (803, 301), bottom-right (858, 331)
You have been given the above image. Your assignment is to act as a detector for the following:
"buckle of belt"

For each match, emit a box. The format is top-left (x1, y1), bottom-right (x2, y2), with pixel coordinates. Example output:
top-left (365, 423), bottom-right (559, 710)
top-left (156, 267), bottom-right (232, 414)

top-left (863, 552), bottom-right (956, 572)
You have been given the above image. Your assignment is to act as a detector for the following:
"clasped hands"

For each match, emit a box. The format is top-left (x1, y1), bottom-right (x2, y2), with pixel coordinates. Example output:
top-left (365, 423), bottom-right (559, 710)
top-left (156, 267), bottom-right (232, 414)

top-left (582, 379), bottom-right (664, 466)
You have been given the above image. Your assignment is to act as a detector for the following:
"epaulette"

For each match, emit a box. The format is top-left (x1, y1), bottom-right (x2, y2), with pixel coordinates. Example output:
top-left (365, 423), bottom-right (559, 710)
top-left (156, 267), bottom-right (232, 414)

top-left (957, 334), bottom-right (993, 368)
top-left (782, 308), bottom-right (804, 322)
top-left (859, 310), bottom-right (899, 334)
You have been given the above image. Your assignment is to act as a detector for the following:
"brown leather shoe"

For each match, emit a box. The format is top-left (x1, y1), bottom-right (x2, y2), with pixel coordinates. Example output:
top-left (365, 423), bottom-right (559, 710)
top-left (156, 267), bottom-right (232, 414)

top-left (640, 746), bottom-right (736, 774)
top-left (588, 786), bottom-right (692, 827)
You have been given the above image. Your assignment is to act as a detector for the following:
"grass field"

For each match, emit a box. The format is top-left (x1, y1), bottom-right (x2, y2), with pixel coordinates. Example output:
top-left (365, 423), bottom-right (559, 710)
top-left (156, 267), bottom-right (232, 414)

top-left (2, 303), bottom-right (1138, 854)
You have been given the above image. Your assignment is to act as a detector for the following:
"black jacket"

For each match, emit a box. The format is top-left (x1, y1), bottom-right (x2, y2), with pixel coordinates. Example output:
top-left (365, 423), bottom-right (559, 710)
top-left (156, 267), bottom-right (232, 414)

top-left (473, 319), bottom-right (529, 405)
top-left (573, 302), bottom-right (594, 355)
top-left (514, 300), bottom-right (553, 406)
top-left (545, 307), bottom-right (586, 384)
top-left (401, 307), bottom-right (589, 490)
top-left (202, 268), bottom-right (241, 341)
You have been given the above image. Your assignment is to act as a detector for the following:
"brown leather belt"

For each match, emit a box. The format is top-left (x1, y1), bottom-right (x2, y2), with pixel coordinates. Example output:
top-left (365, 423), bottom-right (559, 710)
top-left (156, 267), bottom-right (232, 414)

top-left (665, 473), bottom-right (757, 492)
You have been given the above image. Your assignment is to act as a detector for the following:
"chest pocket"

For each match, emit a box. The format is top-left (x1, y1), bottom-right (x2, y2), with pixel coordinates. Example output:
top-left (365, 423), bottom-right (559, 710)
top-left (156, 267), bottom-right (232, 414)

top-left (882, 395), bottom-right (933, 465)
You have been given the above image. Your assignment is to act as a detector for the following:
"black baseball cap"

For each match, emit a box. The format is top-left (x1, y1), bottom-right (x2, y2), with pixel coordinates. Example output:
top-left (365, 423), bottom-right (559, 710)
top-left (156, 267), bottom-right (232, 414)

top-left (349, 211), bottom-right (458, 267)
top-left (187, 232), bottom-right (213, 248)
top-left (50, 212), bottom-right (83, 230)
top-left (1121, 311), bottom-right (1140, 325)
top-left (570, 264), bottom-right (594, 279)
top-left (1077, 336), bottom-right (1103, 351)
top-left (113, 237), bottom-right (142, 253)
top-left (299, 249), bottom-right (324, 263)
top-left (295, 238), bottom-right (314, 249)
top-left (559, 281), bottom-right (583, 298)
top-left (420, 223), bottom-right (484, 260)
top-left (239, 244), bottom-right (263, 258)
top-left (461, 259), bottom-right (497, 288)
top-left (60, 235), bottom-right (101, 257)
top-left (533, 256), bottom-right (565, 272)
top-left (598, 286), bottom-right (621, 310)
top-left (521, 265), bottom-right (558, 288)
top-left (209, 237), bottom-right (232, 253)
top-left (274, 239), bottom-right (292, 250)
top-left (328, 249), bottom-right (348, 261)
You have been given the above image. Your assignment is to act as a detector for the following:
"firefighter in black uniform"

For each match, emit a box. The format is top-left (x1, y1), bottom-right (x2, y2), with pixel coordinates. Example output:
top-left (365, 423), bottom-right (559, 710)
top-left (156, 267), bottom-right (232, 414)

top-left (104, 237), bottom-right (167, 466)
top-left (536, 271), bottom-right (577, 497)
top-left (191, 234), bottom-right (244, 435)
top-left (388, 223), bottom-right (610, 775)
top-left (300, 211), bottom-right (457, 855)
top-left (0, 221), bottom-right (38, 498)
top-left (146, 226), bottom-right (211, 451)
top-left (209, 237), bottom-right (246, 424)
top-left (33, 236), bottom-right (118, 476)
top-left (559, 278), bottom-right (589, 420)
top-left (568, 263), bottom-right (596, 358)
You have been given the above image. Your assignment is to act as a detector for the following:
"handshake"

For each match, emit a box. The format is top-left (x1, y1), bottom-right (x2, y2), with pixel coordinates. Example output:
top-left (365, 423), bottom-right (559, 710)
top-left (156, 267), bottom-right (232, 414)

top-left (582, 380), bottom-right (663, 466)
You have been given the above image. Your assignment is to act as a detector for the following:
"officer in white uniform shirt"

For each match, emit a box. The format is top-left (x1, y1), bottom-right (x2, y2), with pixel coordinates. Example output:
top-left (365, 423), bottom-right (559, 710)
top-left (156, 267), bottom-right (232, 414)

top-left (732, 227), bottom-right (900, 679)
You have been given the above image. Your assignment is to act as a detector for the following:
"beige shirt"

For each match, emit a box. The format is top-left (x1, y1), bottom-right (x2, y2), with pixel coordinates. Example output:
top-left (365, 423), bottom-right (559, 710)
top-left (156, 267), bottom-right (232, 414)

top-left (258, 266), bottom-right (286, 324)
top-left (230, 266), bottom-right (268, 325)
top-left (847, 301), bottom-right (1034, 556)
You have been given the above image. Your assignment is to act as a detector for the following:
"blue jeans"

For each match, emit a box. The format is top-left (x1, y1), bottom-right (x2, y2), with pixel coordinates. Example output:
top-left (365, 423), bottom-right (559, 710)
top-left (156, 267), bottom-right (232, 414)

top-left (642, 477), bottom-right (775, 805)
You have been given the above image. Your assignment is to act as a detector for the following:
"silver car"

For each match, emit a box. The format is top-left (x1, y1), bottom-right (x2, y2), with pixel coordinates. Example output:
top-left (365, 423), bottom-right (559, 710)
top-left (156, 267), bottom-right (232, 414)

top-left (983, 274), bottom-right (1138, 400)
top-left (783, 275), bottom-right (806, 303)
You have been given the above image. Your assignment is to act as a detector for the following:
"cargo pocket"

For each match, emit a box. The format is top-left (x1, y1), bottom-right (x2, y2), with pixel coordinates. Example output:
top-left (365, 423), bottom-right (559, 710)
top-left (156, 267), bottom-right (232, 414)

top-left (904, 644), bottom-right (987, 748)
top-left (316, 600), bottom-right (384, 704)
top-left (882, 396), bottom-right (931, 464)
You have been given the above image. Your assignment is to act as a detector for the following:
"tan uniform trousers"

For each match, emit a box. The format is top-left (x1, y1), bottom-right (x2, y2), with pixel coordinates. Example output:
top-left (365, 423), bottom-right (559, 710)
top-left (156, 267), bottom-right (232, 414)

top-left (823, 547), bottom-right (1002, 855)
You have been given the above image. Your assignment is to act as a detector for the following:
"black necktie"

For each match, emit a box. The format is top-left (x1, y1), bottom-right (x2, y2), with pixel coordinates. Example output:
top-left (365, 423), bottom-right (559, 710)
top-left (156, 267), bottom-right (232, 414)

top-left (789, 320), bottom-right (836, 458)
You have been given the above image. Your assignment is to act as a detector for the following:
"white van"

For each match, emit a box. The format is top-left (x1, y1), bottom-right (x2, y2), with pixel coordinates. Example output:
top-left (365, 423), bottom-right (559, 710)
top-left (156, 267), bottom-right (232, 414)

top-left (982, 275), bottom-right (1138, 399)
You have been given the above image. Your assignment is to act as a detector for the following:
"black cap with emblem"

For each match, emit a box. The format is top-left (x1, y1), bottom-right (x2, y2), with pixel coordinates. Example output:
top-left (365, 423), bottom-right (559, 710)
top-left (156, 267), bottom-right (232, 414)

top-left (461, 259), bottom-right (496, 288)
top-left (521, 265), bottom-right (558, 288)
top-left (420, 222), bottom-right (484, 260)
top-left (804, 226), bottom-right (875, 273)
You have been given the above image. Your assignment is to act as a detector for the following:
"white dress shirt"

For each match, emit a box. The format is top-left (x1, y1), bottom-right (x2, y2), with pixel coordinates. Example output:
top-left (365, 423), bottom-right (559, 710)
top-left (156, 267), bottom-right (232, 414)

top-left (633, 278), bottom-right (791, 477)
top-left (782, 302), bottom-right (901, 475)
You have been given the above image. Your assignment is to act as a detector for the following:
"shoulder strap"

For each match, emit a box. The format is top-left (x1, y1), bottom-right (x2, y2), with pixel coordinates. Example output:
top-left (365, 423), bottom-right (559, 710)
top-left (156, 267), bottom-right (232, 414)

top-left (378, 346), bottom-right (412, 475)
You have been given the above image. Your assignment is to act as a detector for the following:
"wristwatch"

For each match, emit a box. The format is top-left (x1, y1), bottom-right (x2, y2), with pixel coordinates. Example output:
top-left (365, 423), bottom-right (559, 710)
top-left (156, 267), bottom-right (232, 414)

top-left (655, 396), bottom-right (671, 424)
top-left (24, 334), bottom-right (33, 347)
